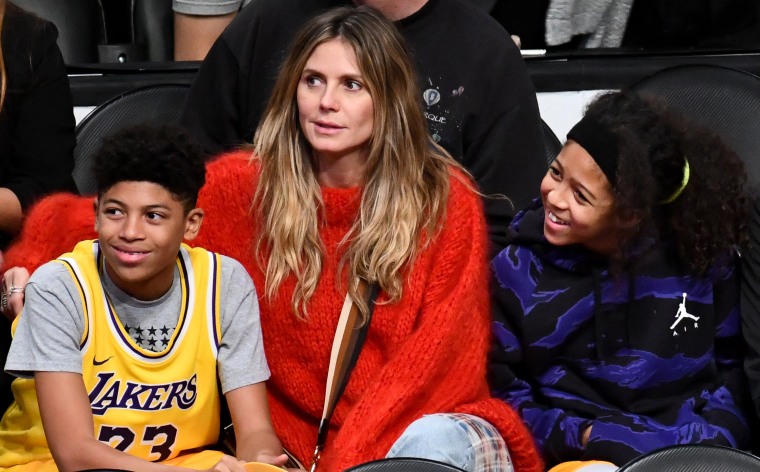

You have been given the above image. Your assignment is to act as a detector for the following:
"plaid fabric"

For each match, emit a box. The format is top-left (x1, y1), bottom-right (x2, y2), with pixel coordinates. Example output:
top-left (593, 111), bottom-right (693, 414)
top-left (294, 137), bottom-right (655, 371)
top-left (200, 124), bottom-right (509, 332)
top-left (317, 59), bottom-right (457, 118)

top-left (445, 413), bottom-right (513, 472)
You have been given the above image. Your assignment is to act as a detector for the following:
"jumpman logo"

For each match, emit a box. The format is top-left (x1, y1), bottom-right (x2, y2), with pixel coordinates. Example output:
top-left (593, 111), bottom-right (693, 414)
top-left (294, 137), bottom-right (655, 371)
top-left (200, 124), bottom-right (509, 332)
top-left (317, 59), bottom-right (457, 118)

top-left (670, 292), bottom-right (700, 332)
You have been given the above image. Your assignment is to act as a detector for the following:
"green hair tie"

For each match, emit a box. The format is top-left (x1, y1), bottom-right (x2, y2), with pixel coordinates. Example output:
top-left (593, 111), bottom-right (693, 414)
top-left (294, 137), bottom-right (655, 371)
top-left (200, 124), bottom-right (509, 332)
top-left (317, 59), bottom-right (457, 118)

top-left (661, 159), bottom-right (690, 204)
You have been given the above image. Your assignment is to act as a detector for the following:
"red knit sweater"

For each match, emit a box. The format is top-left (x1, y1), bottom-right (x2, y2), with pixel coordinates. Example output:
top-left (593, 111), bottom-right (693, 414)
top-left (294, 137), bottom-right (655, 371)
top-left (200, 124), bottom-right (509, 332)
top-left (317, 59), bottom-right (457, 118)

top-left (4, 151), bottom-right (542, 472)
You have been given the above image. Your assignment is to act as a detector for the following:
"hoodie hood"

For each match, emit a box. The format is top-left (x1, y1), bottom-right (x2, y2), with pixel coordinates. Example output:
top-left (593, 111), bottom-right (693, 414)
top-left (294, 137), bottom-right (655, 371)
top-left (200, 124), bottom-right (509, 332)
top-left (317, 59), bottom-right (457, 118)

top-left (507, 199), bottom-right (609, 274)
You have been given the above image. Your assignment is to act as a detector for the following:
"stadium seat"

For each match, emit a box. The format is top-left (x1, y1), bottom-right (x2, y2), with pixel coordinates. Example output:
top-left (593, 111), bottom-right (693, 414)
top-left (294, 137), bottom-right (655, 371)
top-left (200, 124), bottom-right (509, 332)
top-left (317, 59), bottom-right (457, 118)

top-left (617, 444), bottom-right (760, 471)
top-left (98, 0), bottom-right (174, 63)
top-left (13, 0), bottom-right (104, 64)
top-left (73, 84), bottom-right (191, 195)
top-left (631, 64), bottom-right (760, 193)
top-left (344, 458), bottom-right (465, 471)
top-left (541, 118), bottom-right (562, 164)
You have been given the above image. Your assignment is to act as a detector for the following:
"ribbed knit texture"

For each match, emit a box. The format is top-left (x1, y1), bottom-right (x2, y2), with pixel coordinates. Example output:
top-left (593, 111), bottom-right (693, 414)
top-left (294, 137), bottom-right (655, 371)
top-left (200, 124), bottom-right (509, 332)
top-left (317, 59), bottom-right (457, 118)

top-left (4, 151), bottom-right (542, 472)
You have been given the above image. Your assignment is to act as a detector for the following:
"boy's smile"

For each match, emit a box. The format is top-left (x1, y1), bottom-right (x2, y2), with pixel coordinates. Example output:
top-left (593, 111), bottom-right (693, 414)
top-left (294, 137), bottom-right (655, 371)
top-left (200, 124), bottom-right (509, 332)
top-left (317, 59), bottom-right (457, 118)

top-left (111, 246), bottom-right (150, 265)
top-left (94, 181), bottom-right (203, 301)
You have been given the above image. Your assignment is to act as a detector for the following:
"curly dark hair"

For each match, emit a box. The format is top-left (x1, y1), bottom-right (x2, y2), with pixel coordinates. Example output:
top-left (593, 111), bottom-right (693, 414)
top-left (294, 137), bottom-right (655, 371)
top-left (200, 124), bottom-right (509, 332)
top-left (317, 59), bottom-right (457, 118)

top-left (92, 123), bottom-right (206, 212)
top-left (585, 91), bottom-right (748, 275)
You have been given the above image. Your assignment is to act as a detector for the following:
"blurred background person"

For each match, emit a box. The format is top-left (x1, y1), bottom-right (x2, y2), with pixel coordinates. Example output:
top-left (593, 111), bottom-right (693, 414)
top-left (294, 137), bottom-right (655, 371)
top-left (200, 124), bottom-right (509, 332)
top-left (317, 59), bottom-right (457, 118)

top-left (0, 0), bottom-right (77, 413)
top-left (173, 0), bottom-right (251, 60)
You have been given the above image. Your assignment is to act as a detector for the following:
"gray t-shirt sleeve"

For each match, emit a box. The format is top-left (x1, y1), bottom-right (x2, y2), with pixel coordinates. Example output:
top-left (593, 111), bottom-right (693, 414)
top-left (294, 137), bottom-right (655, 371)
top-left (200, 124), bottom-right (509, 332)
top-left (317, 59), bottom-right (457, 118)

top-left (172, 0), bottom-right (250, 15)
top-left (5, 262), bottom-right (85, 377)
top-left (218, 255), bottom-right (270, 393)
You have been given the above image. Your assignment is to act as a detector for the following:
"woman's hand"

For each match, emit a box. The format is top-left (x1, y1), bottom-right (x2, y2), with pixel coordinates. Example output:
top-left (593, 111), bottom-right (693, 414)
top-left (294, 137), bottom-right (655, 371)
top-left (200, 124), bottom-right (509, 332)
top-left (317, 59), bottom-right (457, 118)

top-left (2, 266), bottom-right (29, 320)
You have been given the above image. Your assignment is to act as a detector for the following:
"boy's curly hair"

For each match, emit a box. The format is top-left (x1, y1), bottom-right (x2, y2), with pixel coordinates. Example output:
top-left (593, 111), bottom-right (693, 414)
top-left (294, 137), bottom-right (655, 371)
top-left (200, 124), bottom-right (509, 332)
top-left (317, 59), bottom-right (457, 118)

top-left (92, 123), bottom-right (206, 212)
top-left (588, 91), bottom-right (749, 275)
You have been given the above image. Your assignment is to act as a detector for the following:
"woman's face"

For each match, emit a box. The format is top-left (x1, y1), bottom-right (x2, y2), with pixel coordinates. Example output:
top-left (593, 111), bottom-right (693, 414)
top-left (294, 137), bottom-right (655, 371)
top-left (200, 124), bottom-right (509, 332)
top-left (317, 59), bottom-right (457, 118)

top-left (297, 38), bottom-right (374, 170)
top-left (540, 141), bottom-right (620, 256)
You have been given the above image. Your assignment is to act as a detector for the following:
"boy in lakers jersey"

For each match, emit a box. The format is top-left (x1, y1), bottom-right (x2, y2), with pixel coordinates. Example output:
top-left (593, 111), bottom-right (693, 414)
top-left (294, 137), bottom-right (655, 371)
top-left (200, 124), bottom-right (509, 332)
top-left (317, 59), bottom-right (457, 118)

top-left (0, 125), bottom-right (289, 471)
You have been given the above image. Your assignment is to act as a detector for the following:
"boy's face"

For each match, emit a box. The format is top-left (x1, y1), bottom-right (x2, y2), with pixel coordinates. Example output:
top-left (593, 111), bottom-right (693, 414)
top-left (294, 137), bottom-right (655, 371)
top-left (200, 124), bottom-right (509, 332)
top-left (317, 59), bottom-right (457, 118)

top-left (94, 181), bottom-right (203, 301)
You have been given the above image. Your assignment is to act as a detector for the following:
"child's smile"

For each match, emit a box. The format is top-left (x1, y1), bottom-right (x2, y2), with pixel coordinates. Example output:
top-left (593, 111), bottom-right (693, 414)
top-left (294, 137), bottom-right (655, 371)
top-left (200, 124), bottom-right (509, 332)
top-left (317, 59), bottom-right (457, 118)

top-left (540, 141), bottom-right (620, 256)
top-left (546, 211), bottom-right (569, 226)
top-left (111, 245), bottom-right (151, 265)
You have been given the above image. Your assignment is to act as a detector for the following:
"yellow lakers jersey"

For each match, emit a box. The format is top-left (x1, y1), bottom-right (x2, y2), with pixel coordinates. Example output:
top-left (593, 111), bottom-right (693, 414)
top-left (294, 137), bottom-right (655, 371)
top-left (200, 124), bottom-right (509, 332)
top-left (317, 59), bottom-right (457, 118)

top-left (0, 240), bottom-right (223, 467)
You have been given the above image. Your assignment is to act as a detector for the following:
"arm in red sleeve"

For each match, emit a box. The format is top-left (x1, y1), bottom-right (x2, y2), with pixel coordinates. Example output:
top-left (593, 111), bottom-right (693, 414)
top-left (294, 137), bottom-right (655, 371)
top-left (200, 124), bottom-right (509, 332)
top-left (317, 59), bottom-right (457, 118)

top-left (3, 193), bottom-right (95, 273)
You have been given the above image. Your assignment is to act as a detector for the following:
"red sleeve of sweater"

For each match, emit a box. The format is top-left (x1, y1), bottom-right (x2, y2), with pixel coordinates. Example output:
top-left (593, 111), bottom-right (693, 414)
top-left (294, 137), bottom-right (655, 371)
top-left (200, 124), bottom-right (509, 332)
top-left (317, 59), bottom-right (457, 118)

top-left (3, 192), bottom-right (96, 273)
top-left (330, 173), bottom-right (543, 472)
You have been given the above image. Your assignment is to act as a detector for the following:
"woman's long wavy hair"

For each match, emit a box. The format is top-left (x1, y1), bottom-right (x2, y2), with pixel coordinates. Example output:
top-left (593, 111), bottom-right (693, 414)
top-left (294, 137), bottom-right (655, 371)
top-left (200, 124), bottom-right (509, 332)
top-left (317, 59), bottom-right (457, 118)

top-left (0, 0), bottom-right (7, 111)
top-left (253, 6), bottom-right (457, 320)
top-left (587, 90), bottom-right (748, 275)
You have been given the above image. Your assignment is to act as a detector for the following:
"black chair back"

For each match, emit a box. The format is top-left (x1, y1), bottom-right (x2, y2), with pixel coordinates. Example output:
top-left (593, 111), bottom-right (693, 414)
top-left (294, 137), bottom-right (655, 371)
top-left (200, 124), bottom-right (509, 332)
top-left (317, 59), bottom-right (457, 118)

top-left (12, 0), bottom-right (104, 64)
top-left (631, 64), bottom-right (760, 195)
top-left (618, 445), bottom-right (760, 471)
top-left (541, 118), bottom-right (562, 164)
top-left (344, 458), bottom-right (465, 471)
top-left (73, 84), bottom-right (191, 195)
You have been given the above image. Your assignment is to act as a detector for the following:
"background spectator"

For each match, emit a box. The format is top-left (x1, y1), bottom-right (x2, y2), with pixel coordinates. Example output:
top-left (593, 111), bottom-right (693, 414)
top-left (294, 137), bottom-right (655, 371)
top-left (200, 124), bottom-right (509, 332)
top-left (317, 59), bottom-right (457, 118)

top-left (0, 0), bottom-right (77, 412)
top-left (173, 0), bottom-right (252, 60)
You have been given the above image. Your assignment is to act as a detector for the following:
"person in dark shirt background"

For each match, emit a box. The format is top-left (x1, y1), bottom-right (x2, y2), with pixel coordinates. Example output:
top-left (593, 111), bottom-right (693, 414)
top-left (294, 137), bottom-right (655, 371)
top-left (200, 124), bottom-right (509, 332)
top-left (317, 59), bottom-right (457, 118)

top-left (0, 1), bottom-right (77, 249)
top-left (0, 0), bottom-right (77, 413)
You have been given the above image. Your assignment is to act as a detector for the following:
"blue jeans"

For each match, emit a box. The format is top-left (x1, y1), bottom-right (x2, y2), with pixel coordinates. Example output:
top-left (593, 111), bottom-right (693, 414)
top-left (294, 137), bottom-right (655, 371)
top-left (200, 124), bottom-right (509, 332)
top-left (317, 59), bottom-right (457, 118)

top-left (386, 413), bottom-right (513, 472)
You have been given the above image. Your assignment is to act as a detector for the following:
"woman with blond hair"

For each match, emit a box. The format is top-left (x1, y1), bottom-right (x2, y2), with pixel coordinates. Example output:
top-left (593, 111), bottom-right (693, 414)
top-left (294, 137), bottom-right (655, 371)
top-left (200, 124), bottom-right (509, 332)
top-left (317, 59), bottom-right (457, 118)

top-left (0, 6), bottom-right (542, 471)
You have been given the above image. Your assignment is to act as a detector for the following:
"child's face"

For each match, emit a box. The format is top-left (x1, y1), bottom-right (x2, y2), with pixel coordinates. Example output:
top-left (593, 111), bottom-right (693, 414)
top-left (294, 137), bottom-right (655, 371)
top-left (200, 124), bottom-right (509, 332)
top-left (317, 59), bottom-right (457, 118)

top-left (540, 141), bottom-right (619, 256)
top-left (94, 181), bottom-right (203, 301)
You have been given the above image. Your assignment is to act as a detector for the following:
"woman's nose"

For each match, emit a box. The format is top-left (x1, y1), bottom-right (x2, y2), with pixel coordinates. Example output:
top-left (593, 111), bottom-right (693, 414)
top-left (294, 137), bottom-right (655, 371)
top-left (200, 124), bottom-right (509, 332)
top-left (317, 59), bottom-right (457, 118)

top-left (319, 85), bottom-right (339, 111)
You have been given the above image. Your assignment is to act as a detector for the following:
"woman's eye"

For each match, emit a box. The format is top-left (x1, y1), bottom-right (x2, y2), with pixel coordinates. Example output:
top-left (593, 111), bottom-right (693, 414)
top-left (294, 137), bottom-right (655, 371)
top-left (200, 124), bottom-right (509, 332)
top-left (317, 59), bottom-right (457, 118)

top-left (305, 76), bottom-right (322, 87)
top-left (345, 80), bottom-right (362, 91)
top-left (575, 190), bottom-right (589, 203)
top-left (549, 166), bottom-right (560, 178)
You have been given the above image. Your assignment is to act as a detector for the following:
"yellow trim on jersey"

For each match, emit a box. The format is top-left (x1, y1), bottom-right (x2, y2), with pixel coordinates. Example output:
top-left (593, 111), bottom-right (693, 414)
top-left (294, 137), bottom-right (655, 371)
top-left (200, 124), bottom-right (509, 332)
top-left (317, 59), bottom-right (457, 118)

top-left (57, 258), bottom-right (91, 348)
